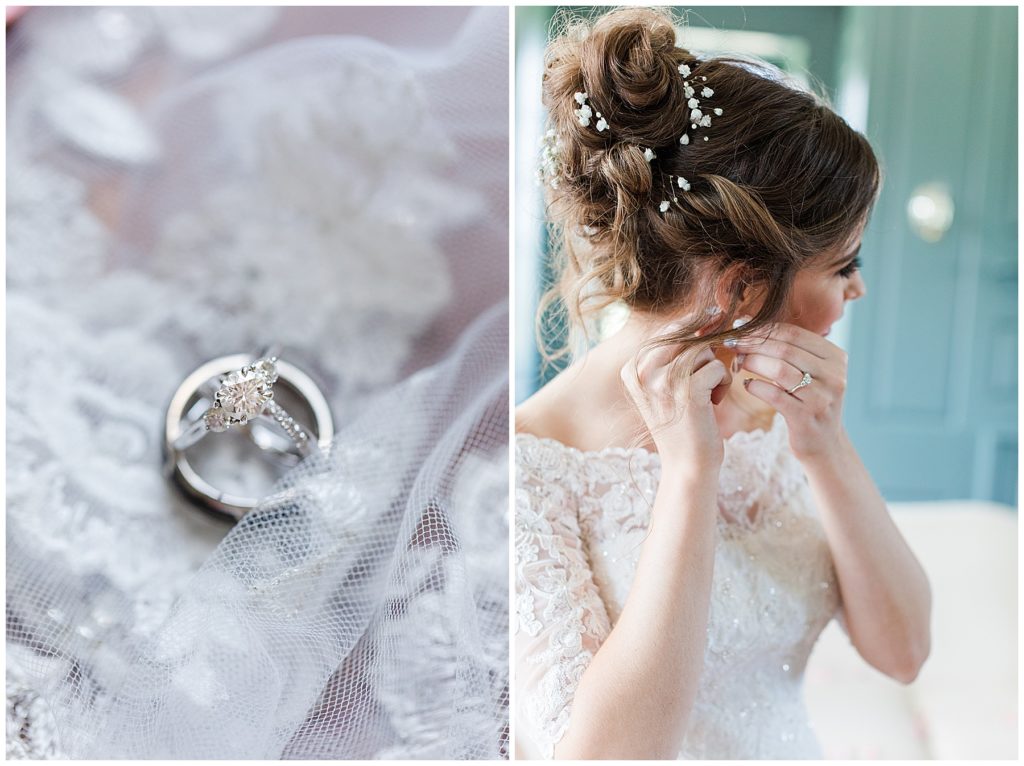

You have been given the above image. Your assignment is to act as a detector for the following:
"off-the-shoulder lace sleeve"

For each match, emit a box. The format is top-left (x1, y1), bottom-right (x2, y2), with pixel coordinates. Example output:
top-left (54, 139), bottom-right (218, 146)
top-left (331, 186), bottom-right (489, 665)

top-left (514, 436), bottom-right (613, 759)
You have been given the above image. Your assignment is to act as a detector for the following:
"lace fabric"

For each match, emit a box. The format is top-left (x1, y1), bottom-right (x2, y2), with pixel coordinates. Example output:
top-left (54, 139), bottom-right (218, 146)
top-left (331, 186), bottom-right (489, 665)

top-left (515, 412), bottom-right (842, 759)
top-left (8, 7), bottom-right (508, 759)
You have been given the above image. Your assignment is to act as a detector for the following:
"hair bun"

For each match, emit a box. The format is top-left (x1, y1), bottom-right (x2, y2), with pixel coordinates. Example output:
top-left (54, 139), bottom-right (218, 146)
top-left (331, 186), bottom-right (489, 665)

top-left (580, 8), bottom-right (693, 146)
top-left (538, 8), bottom-right (882, 373)
top-left (598, 142), bottom-right (653, 200)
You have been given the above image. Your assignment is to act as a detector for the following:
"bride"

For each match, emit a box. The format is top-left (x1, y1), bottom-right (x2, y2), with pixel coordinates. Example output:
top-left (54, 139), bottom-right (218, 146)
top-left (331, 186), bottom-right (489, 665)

top-left (515, 7), bottom-right (932, 759)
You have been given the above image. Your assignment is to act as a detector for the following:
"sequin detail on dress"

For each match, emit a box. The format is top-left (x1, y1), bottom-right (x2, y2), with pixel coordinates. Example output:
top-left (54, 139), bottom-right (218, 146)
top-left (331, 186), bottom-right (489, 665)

top-left (514, 413), bottom-right (841, 759)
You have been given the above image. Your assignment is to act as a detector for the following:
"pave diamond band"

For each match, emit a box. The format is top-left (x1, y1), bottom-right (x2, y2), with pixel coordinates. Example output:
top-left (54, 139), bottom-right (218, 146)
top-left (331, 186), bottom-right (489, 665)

top-left (264, 399), bottom-right (312, 450)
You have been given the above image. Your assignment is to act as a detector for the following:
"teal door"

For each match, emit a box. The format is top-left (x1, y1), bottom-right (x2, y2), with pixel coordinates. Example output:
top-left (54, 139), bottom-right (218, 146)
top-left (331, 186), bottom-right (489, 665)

top-left (839, 6), bottom-right (1017, 504)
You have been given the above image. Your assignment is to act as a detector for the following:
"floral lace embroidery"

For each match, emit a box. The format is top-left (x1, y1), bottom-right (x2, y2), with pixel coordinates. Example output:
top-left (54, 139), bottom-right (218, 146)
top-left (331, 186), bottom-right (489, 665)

top-left (514, 440), bottom-right (612, 758)
top-left (6, 648), bottom-right (66, 760)
top-left (514, 416), bottom-right (841, 759)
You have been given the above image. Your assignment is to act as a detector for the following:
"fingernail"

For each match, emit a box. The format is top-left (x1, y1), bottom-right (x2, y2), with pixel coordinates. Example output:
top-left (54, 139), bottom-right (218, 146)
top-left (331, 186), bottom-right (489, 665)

top-left (705, 306), bottom-right (722, 316)
top-left (723, 338), bottom-right (738, 348)
top-left (732, 315), bottom-right (752, 329)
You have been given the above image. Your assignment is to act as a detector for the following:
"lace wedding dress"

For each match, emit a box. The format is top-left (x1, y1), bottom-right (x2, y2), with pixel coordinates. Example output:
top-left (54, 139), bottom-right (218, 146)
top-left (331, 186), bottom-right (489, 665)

top-left (515, 411), bottom-right (843, 759)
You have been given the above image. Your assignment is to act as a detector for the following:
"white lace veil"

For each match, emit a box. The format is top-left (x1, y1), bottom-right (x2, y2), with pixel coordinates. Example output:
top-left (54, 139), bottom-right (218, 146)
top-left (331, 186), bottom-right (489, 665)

top-left (6, 7), bottom-right (509, 759)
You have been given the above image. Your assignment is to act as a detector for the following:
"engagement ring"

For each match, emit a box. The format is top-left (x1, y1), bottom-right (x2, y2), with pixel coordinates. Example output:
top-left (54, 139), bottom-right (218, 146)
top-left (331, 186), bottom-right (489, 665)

top-left (164, 349), bottom-right (334, 521)
top-left (787, 370), bottom-right (813, 394)
top-left (171, 352), bottom-right (314, 456)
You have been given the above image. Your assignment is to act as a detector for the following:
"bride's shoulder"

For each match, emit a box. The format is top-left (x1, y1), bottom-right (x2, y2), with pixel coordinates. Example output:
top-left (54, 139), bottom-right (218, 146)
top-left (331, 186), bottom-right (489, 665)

top-left (515, 383), bottom-right (590, 480)
top-left (515, 371), bottom-right (577, 443)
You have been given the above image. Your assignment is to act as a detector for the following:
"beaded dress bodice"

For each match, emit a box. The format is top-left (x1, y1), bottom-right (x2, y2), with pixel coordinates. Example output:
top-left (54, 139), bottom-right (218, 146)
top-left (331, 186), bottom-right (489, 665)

top-left (514, 412), bottom-right (842, 759)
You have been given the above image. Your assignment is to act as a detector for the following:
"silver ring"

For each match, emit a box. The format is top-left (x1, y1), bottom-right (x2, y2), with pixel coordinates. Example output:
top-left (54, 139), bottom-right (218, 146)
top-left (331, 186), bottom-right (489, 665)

top-left (787, 370), bottom-right (813, 395)
top-left (170, 351), bottom-right (314, 456)
top-left (163, 350), bottom-right (333, 521)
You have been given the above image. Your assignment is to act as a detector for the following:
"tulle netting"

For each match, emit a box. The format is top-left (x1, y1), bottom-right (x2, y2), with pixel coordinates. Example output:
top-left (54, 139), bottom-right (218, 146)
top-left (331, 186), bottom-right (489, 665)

top-left (6, 6), bottom-right (509, 759)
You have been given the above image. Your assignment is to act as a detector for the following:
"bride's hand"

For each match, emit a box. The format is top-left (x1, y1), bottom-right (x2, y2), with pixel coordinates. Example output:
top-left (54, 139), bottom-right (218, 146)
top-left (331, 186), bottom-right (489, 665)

top-left (732, 322), bottom-right (848, 461)
top-left (620, 323), bottom-right (730, 475)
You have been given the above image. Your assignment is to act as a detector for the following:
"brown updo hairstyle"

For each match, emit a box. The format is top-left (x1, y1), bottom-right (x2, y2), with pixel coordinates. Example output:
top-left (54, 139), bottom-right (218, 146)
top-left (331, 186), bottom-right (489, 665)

top-left (536, 6), bottom-right (882, 374)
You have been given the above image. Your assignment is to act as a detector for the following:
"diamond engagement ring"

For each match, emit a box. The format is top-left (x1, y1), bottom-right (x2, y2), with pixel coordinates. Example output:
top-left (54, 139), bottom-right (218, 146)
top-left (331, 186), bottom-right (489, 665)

top-left (787, 370), bottom-right (813, 395)
top-left (171, 353), bottom-right (314, 456)
top-left (164, 349), bottom-right (334, 521)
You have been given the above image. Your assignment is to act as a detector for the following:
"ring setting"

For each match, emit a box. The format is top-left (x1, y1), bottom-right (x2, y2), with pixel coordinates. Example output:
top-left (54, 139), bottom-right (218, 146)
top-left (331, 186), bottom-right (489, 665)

top-left (787, 370), bottom-right (813, 394)
top-left (204, 357), bottom-right (279, 433)
top-left (171, 352), bottom-right (315, 456)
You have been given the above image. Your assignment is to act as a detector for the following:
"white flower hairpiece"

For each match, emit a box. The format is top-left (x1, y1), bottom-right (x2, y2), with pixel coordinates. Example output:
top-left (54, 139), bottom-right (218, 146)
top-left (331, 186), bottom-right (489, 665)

top-left (574, 91), bottom-right (608, 132)
top-left (573, 91), bottom-right (591, 126)
top-left (658, 175), bottom-right (691, 215)
top-left (537, 128), bottom-right (563, 189)
top-left (677, 61), bottom-right (721, 146)
top-left (540, 65), bottom-right (723, 215)
top-left (660, 59), bottom-right (724, 212)
top-left (536, 90), bottom-right (612, 189)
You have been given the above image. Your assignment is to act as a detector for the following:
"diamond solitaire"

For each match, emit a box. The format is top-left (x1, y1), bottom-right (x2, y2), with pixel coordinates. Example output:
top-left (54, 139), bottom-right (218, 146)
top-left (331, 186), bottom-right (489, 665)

top-left (204, 360), bottom-right (278, 432)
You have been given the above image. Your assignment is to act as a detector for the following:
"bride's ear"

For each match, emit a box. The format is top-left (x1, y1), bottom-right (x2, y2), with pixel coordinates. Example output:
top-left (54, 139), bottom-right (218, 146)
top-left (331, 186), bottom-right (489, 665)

top-left (709, 263), bottom-right (761, 324)
top-left (734, 281), bottom-right (768, 319)
top-left (690, 264), bottom-right (765, 335)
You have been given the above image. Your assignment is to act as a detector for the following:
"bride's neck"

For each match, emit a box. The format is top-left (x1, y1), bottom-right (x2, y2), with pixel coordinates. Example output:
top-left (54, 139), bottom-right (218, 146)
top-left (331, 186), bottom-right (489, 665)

top-left (571, 314), bottom-right (775, 448)
top-left (566, 330), bottom-right (644, 444)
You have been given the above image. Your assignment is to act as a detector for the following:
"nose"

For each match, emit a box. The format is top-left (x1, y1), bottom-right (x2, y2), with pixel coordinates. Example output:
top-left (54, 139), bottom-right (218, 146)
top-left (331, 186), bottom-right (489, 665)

top-left (846, 270), bottom-right (867, 301)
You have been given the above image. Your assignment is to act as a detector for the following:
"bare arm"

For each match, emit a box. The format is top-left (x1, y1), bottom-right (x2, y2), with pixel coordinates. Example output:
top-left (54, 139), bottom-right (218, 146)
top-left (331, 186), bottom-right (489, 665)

top-left (554, 470), bottom-right (719, 759)
top-left (802, 432), bottom-right (932, 682)
top-left (737, 323), bottom-right (932, 683)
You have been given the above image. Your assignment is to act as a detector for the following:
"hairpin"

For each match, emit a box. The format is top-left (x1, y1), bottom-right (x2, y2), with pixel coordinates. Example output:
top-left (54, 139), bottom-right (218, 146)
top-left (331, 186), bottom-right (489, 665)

top-left (659, 60), bottom-right (724, 213)
top-left (537, 128), bottom-right (563, 189)
top-left (574, 92), bottom-right (608, 132)
top-left (678, 64), bottom-right (722, 146)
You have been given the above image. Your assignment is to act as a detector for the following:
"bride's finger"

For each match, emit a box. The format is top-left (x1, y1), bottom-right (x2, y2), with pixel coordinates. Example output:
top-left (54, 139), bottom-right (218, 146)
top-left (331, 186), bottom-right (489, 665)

top-left (742, 322), bottom-right (830, 359)
top-left (710, 379), bottom-right (730, 405)
top-left (639, 339), bottom-right (714, 384)
top-left (731, 336), bottom-right (820, 372)
top-left (739, 352), bottom-right (808, 393)
top-left (636, 348), bottom-right (712, 405)
top-left (743, 377), bottom-right (800, 417)
top-left (688, 352), bottom-right (729, 395)
top-left (639, 312), bottom-right (729, 369)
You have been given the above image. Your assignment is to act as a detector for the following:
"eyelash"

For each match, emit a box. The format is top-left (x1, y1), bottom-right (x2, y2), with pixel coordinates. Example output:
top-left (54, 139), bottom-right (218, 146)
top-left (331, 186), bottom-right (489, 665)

top-left (837, 256), bottom-right (862, 278)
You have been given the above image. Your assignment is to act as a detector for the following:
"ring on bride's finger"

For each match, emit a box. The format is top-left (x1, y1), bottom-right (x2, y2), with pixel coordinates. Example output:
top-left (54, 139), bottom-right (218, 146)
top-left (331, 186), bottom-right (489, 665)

top-left (786, 370), bottom-right (813, 394)
top-left (163, 349), bottom-right (334, 521)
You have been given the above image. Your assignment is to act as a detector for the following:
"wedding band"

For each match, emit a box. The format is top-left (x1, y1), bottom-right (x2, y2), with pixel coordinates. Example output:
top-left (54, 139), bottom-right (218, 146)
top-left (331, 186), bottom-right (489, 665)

top-left (787, 370), bottom-right (813, 394)
top-left (163, 350), bottom-right (334, 521)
